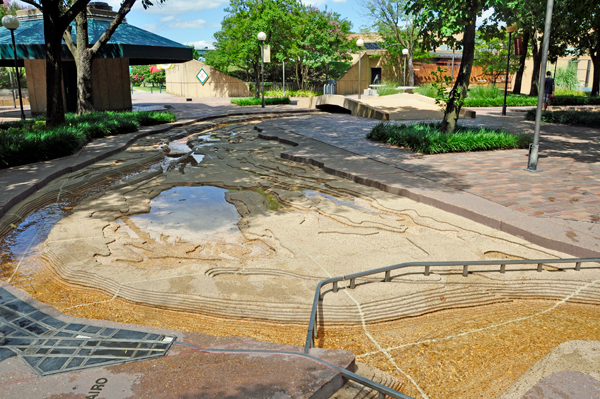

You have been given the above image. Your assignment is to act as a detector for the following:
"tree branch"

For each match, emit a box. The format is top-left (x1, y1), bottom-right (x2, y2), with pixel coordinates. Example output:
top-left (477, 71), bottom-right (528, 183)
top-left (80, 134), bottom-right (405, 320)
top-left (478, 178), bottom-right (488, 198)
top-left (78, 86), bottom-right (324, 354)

top-left (90, 0), bottom-right (137, 54)
top-left (63, 25), bottom-right (77, 57)
top-left (60, 0), bottom-right (93, 31)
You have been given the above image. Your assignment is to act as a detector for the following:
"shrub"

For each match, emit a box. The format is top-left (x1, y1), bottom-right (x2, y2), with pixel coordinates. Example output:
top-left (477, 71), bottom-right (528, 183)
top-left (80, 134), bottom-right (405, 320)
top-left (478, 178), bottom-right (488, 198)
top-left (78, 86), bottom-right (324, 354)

top-left (0, 111), bottom-right (177, 169)
top-left (463, 96), bottom-right (538, 107)
top-left (415, 84), bottom-right (437, 98)
top-left (366, 122), bottom-right (532, 154)
top-left (525, 109), bottom-right (600, 128)
top-left (264, 89), bottom-right (321, 97)
top-left (468, 85), bottom-right (503, 100)
top-left (555, 89), bottom-right (587, 97)
top-left (550, 95), bottom-right (600, 106)
top-left (554, 63), bottom-right (579, 91)
top-left (230, 97), bottom-right (291, 106)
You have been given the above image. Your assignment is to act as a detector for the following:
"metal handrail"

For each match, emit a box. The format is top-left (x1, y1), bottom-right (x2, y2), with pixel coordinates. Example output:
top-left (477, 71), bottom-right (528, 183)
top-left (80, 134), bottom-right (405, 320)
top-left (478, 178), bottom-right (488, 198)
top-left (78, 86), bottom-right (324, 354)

top-left (305, 257), bottom-right (600, 353)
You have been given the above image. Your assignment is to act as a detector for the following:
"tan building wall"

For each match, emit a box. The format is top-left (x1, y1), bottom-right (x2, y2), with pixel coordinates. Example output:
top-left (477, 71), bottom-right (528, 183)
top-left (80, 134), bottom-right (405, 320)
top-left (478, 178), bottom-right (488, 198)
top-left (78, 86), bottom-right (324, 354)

top-left (25, 58), bottom-right (132, 116)
top-left (166, 60), bottom-right (250, 98)
top-left (512, 55), bottom-right (594, 94)
top-left (337, 53), bottom-right (401, 95)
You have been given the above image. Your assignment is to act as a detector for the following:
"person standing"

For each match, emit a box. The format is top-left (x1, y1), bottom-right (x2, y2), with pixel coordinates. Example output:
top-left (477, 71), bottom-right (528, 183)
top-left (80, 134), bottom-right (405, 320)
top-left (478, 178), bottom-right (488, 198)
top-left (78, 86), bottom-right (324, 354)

top-left (543, 71), bottom-right (555, 111)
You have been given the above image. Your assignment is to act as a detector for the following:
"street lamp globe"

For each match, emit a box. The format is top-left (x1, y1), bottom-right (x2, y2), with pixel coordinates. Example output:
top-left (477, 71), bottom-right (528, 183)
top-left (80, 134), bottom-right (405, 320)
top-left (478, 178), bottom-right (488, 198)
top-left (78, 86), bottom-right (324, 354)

top-left (402, 48), bottom-right (409, 55)
top-left (2, 15), bottom-right (19, 30)
top-left (356, 39), bottom-right (364, 47)
top-left (257, 31), bottom-right (266, 41)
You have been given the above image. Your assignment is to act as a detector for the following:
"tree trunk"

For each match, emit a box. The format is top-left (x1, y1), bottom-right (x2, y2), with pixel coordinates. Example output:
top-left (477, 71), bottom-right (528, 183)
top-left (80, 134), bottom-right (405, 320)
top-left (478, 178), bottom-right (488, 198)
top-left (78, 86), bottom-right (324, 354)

top-left (529, 36), bottom-right (542, 97)
top-left (44, 12), bottom-right (66, 128)
top-left (74, 11), bottom-right (95, 115)
top-left (408, 54), bottom-right (414, 86)
top-left (591, 52), bottom-right (599, 97)
top-left (513, 30), bottom-right (530, 95)
top-left (441, 0), bottom-right (478, 134)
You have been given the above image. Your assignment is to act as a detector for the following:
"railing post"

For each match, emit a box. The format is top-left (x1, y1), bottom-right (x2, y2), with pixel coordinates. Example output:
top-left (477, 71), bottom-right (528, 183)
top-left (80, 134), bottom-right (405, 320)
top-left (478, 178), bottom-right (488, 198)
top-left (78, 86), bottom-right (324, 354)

top-left (350, 278), bottom-right (356, 289)
top-left (378, 392), bottom-right (385, 399)
top-left (384, 270), bottom-right (391, 282)
top-left (424, 265), bottom-right (430, 276)
top-left (500, 264), bottom-right (506, 274)
top-left (537, 263), bottom-right (543, 272)
top-left (463, 265), bottom-right (468, 277)
top-left (576, 262), bottom-right (581, 271)
top-left (333, 281), bottom-right (339, 293)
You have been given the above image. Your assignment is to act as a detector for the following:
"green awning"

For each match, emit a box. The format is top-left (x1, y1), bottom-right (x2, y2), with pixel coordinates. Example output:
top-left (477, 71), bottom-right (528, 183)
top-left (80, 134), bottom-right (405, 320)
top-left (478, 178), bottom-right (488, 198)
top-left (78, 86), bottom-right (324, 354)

top-left (0, 18), bottom-right (193, 66)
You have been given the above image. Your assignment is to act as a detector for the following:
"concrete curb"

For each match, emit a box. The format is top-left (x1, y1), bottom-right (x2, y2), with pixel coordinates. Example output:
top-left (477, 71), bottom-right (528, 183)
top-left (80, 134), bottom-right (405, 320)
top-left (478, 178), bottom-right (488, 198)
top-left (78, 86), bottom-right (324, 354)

top-left (0, 108), bottom-right (319, 222)
top-left (257, 126), bottom-right (600, 258)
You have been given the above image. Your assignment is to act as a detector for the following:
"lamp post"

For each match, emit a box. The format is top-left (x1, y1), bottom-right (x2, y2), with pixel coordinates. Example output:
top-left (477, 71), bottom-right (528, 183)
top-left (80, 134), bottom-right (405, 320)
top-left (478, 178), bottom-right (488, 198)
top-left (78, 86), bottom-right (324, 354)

top-left (257, 31), bottom-right (266, 108)
top-left (527, 0), bottom-right (554, 171)
top-left (357, 38), bottom-right (364, 99)
top-left (502, 24), bottom-right (518, 116)
top-left (402, 48), bottom-right (409, 86)
top-left (2, 15), bottom-right (24, 120)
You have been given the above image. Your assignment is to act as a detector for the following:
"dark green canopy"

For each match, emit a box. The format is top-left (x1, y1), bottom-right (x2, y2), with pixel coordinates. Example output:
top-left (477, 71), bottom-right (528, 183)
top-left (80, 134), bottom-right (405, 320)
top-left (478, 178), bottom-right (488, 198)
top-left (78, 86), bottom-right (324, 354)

top-left (0, 18), bottom-right (193, 67)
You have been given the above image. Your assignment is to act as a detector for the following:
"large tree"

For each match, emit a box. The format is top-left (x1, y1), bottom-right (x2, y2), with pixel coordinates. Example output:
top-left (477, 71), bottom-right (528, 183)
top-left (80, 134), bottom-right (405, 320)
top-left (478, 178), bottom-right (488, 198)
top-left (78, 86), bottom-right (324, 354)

top-left (560, 0), bottom-right (600, 97)
top-left (361, 0), bottom-right (420, 85)
top-left (210, 0), bottom-right (297, 98)
top-left (62, 0), bottom-right (140, 115)
top-left (291, 6), bottom-right (351, 90)
top-left (473, 30), bottom-right (520, 86)
top-left (21, 0), bottom-right (93, 127)
top-left (410, 0), bottom-right (493, 133)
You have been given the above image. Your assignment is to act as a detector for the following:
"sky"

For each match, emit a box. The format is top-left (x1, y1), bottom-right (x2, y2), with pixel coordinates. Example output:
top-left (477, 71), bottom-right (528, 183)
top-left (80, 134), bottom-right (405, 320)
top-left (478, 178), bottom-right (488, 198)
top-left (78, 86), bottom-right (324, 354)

top-left (100, 0), bottom-right (374, 49)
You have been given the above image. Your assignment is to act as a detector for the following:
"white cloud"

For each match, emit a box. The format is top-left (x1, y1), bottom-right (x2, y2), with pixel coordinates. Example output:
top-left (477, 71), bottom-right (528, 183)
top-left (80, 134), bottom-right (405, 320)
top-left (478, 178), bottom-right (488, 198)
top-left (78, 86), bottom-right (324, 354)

top-left (142, 24), bottom-right (158, 33)
top-left (141, 0), bottom-right (228, 15)
top-left (331, 0), bottom-right (347, 2)
top-left (160, 16), bottom-right (175, 22)
top-left (99, 0), bottom-right (227, 15)
top-left (168, 19), bottom-right (207, 29)
top-left (184, 40), bottom-right (215, 49)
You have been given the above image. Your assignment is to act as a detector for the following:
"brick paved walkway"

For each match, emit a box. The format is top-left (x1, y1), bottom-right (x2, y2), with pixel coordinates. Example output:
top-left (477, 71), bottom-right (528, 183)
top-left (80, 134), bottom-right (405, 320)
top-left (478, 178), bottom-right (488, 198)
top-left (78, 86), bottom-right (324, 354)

top-left (263, 108), bottom-right (600, 229)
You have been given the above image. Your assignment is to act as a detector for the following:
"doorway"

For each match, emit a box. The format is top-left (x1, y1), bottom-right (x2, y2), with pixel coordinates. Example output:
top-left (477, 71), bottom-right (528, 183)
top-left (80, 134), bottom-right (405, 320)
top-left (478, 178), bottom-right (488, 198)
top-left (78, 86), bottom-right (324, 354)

top-left (371, 68), bottom-right (382, 84)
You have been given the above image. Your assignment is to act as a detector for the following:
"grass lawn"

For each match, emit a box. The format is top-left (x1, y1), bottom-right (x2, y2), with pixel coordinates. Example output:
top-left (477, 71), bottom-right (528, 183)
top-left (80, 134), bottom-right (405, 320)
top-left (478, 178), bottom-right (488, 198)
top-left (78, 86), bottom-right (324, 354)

top-left (0, 111), bottom-right (176, 169)
top-left (367, 122), bottom-right (532, 154)
top-left (132, 85), bottom-right (165, 93)
top-left (230, 97), bottom-right (291, 106)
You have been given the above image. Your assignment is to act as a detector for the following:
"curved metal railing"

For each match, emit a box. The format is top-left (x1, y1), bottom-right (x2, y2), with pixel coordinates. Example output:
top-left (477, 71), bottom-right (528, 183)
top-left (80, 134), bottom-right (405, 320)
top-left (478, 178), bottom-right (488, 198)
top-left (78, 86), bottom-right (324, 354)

top-left (305, 257), bottom-right (600, 354)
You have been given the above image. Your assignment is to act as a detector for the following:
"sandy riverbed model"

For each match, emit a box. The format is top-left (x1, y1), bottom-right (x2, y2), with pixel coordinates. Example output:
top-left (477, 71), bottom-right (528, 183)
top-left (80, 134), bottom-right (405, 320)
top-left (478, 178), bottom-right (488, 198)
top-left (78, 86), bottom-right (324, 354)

top-left (2, 119), bottom-right (596, 326)
top-left (2, 118), bottom-right (600, 398)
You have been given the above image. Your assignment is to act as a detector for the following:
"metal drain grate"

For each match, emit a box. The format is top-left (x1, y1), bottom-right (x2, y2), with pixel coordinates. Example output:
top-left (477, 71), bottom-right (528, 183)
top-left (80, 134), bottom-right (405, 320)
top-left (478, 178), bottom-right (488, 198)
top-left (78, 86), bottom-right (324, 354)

top-left (0, 288), bottom-right (175, 376)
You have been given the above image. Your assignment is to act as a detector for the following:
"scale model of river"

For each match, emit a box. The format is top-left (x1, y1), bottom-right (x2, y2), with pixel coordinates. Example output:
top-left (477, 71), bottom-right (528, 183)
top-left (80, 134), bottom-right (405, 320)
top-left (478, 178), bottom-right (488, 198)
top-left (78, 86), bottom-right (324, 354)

top-left (2, 119), bottom-right (600, 399)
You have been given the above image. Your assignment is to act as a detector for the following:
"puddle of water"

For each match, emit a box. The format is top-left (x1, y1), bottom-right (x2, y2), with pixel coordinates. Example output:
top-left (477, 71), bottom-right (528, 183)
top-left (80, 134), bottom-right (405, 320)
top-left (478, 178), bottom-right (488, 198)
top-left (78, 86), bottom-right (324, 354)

top-left (197, 134), bottom-right (220, 142)
top-left (191, 154), bottom-right (205, 164)
top-left (0, 203), bottom-right (70, 279)
top-left (126, 186), bottom-right (242, 244)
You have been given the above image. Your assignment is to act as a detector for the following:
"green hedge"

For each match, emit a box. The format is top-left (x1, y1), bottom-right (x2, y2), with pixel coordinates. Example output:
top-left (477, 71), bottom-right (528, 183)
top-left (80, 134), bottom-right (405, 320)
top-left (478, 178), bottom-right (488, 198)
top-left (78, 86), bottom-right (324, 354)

top-left (462, 96), bottom-right (538, 107)
top-left (367, 122), bottom-right (532, 154)
top-left (550, 96), bottom-right (600, 106)
top-left (525, 109), bottom-right (600, 128)
top-left (231, 97), bottom-right (291, 106)
top-left (0, 111), bottom-right (176, 169)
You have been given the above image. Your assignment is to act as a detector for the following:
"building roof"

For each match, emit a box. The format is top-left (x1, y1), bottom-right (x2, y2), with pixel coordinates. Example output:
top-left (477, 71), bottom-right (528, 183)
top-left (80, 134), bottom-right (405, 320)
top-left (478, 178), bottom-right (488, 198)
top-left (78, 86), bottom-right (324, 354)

top-left (0, 12), bottom-right (192, 67)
